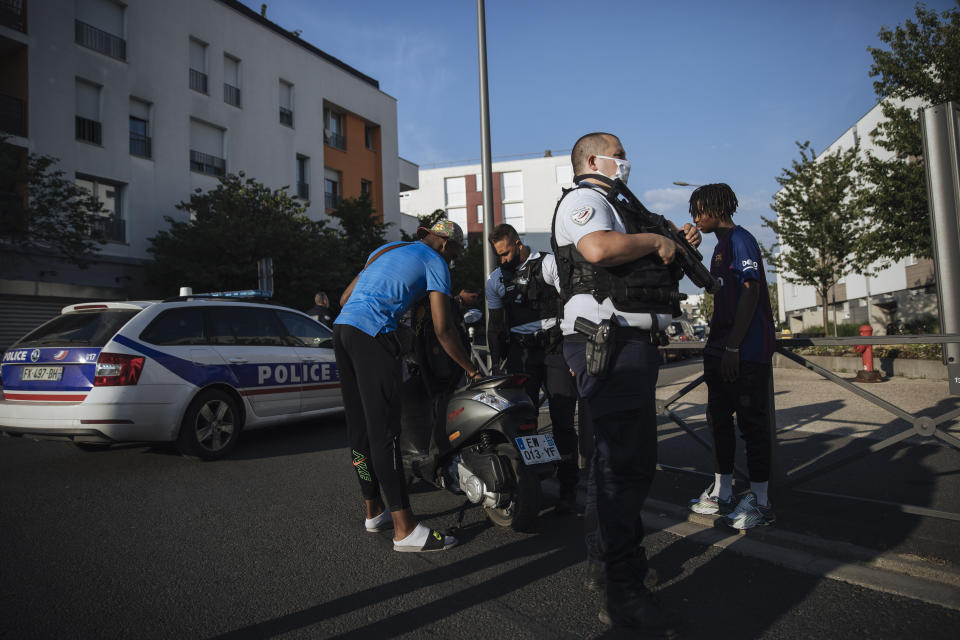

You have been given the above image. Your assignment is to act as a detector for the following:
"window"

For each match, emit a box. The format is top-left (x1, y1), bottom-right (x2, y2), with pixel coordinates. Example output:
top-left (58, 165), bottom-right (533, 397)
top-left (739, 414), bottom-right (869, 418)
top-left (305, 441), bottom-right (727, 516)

top-left (75, 0), bottom-right (126, 61)
top-left (503, 202), bottom-right (525, 233)
top-left (16, 310), bottom-right (139, 348)
top-left (476, 204), bottom-right (484, 224)
top-left (189, 38), bottom-right (208, 94)
top-left (474, 173), bottom-right (483, 191)
top-left (140, 309), bottom-right (206, 346)
top-left (446, 207), bottom-right (468, 235)
top-left (207, 307), bottom-right (285, 347)
top-left (75, 174), bottom-right (125, 243)
top-left (129, 98), bottom-right (151, 158)
top-left (223, 54), bottom-right (241, 107)
top-left (360, 179), bottom-right (371, 198)
top-left (323, 107), bottom-right (345, 150)
top-left (75, 79), bottom-right (102, 145)
top-left (555, 165), bottom-right (573, 185)
top-left (444, 176), bottom-right (466, 207)
top-left (324, 168), bottom-right (340, 210)
top-left (276, 311), bottom-right (332, 348)
top-left (279, 80), bottom-right (294, 126)
top-left (365, 124), bottom-right (376, 150)
top-left (189, 119), bottom-right (225, 176)
top-left (502, 171), bottom-right (523, 201)
top-left (296, 155), bottom-right (309, 199)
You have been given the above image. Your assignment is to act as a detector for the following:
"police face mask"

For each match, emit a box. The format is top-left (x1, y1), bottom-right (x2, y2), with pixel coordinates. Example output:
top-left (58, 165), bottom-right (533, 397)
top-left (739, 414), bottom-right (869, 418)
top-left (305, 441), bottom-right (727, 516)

top-left (595, 155), bottom-right (631, 185)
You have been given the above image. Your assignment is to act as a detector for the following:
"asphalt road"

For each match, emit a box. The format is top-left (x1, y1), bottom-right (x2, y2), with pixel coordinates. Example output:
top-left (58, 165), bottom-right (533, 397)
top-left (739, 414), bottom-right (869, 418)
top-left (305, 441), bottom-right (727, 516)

top-left (1, 361), bottom-right (957, 639)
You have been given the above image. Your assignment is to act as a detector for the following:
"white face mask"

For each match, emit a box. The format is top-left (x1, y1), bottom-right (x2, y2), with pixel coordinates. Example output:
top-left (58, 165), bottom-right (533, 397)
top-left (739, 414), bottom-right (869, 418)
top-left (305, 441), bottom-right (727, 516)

top-left (595, 155), bottom-right (631, 185)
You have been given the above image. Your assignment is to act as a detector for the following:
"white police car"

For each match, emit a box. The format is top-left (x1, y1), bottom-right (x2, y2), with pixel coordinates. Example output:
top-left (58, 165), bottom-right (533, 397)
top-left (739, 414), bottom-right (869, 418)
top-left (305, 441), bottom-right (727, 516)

top-left (0, 295), bottom-right (342, 460)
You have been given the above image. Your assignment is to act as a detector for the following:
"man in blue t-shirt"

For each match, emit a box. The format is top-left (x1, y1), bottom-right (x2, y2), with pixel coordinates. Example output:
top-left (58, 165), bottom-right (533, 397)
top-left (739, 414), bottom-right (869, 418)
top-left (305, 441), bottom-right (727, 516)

top-left (334, 220), bottom-right (482, 552)
top-left (686, 183), bottom-right (777, 530)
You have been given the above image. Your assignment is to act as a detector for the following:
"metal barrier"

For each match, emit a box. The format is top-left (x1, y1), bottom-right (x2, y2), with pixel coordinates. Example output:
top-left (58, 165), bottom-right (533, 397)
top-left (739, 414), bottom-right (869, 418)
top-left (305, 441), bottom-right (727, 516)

top-left (658, 335), bottom-right (960, 522)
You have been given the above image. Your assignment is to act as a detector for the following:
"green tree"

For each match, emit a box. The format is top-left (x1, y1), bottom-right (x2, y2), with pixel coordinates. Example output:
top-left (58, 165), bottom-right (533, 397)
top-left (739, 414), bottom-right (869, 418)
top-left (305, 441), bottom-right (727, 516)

top-left (146, 172), bottom-right (340, 307)
top-left (860, 1), bottom-right (960, 262)
top-left (767, 281), bottom-right (780, 330)
top-left (0, 139), bottom-right (106, 268)
top-left (700, 292), bottom-right (714, 326)
top-left (763, 142), bottom-right (868, 333)
top-left (326, 193), bottom-right (391, 290)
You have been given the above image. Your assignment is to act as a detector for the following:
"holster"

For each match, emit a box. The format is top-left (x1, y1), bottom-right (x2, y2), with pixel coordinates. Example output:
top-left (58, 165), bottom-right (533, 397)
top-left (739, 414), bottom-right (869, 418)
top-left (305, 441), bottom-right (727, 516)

top-left (574, 316), bottom-right (617, 378)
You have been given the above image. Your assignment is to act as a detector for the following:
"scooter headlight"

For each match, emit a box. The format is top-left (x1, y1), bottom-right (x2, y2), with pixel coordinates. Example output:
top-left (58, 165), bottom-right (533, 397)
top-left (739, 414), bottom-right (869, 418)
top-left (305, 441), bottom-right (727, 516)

top-left (472, 391), bottom-right (513, 412)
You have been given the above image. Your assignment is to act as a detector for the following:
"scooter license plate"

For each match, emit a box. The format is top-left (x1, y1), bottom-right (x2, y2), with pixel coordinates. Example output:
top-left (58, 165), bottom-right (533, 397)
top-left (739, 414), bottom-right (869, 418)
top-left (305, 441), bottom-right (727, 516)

top-left (514, 435), bottom-right (561, 465)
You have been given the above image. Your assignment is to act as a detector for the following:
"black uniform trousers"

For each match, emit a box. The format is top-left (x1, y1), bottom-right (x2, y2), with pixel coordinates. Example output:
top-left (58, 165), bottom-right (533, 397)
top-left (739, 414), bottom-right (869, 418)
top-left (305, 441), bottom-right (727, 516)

top-left (333, 324), bottom-right (410, 512)
top-left (506, 338), bottom-right (580, 488)
top-left (563, 337), bottom-right (660, 572)
top-left (703, 355), bottom-right (772, 482)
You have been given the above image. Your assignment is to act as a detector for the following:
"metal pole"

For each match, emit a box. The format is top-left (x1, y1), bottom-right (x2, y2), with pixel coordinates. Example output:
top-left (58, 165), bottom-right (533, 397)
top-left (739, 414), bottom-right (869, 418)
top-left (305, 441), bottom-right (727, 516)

top-left (476, 0), bottom-right (495, 298)
top-left (920, 102), bottom-right (960, 395)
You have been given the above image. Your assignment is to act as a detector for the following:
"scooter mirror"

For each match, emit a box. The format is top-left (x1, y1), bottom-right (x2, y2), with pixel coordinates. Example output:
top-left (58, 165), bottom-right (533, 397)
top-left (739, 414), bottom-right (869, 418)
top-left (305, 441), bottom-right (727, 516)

top-left (463, 309), bottom-right (483, 324)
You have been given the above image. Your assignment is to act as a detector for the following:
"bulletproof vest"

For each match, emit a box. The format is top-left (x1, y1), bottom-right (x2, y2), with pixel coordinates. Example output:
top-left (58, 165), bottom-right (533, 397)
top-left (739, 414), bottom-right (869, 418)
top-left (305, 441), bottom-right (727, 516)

top-left (550, 182), bottom-right (682, 315)
top-left (500, 254), bottom-right (561, 329)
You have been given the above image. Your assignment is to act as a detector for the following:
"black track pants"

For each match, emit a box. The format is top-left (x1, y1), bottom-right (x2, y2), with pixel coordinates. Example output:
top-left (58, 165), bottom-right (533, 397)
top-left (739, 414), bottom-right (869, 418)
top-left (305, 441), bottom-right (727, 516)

top-left (334, 324), bottom-right (410, 511)
top-left (703, 356), bottom-right (772, 482)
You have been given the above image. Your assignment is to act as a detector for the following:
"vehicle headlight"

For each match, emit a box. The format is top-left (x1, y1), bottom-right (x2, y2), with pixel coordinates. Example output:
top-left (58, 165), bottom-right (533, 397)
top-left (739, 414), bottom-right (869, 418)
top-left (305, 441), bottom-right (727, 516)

top-left (472, 392), bottom-right (513, 412)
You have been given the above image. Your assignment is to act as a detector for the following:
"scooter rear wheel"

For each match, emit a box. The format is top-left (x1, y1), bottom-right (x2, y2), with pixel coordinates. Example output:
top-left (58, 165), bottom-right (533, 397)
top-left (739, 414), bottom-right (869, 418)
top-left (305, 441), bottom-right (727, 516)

top-left (484, 443), bottom-right (541, 532)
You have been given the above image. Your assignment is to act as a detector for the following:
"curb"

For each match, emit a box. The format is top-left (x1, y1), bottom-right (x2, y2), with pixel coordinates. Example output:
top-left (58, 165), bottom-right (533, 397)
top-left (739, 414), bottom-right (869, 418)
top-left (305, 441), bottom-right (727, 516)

top-left (542, 480), bottom-right (960, 611)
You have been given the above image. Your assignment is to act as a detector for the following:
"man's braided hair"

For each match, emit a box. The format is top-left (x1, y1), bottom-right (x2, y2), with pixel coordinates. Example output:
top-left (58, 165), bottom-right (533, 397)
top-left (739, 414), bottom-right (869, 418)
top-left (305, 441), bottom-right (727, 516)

top-left (689, 183), bottom-right (738, 219)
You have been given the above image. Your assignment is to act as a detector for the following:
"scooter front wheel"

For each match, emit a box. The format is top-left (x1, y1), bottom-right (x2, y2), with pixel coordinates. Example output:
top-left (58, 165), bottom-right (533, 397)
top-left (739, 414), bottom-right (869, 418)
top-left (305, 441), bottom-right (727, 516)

top-left (484, 443), bottom-right (541, 532)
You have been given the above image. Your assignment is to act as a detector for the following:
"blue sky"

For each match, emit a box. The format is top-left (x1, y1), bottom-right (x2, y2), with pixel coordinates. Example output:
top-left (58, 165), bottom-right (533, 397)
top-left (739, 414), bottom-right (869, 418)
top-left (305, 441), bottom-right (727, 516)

top-left (241, 0), bottom-right (955, 289)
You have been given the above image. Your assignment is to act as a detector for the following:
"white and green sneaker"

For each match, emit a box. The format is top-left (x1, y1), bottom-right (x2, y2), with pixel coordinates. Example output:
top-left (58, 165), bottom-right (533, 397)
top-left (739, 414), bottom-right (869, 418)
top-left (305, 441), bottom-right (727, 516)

top-left (688, 483), bottom-right (734, 515)
top-left (724, 492), bottom-right (776, 530)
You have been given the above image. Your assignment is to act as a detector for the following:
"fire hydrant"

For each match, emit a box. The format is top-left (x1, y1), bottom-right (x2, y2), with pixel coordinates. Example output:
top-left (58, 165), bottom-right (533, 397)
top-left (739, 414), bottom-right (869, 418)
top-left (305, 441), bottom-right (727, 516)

top-left (854, 324), bottom-right (882, 382)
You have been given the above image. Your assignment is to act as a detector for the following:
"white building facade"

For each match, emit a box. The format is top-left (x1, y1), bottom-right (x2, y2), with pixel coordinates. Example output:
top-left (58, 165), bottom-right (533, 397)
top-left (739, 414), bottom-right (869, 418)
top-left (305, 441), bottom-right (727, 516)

top-left (0, 0), bottom-right (406, 348)
top-left (400, 152), bottom-right (574, 252)
top-left (776, 99), bottom-right (937, 334)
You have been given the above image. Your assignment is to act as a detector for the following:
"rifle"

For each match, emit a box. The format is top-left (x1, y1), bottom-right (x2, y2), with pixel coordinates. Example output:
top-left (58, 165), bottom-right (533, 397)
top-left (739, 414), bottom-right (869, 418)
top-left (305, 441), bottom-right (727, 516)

top-left (589, 175), bottom-right (720, 294)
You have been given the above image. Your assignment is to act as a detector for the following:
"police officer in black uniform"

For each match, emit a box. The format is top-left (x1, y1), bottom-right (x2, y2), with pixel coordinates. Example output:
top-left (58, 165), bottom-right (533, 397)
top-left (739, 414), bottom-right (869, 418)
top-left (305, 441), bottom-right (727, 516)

top-left (552, 132), bottom-right (700, 632)
top-left (485, 224), bottom-right (579, 512)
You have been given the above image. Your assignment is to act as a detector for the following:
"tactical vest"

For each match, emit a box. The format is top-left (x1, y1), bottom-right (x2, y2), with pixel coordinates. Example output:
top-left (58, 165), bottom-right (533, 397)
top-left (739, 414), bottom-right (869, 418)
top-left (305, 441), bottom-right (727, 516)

top-left (550, 182), bottom-right (682, 315)
top-left (500, 254), bottom-right (561, 329)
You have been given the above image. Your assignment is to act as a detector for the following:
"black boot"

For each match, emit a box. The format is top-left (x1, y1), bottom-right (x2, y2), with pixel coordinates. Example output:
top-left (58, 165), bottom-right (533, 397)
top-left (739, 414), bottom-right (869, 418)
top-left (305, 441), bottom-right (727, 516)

top-left (599, 561), bottom-right (680, 636)
top-left (585, 556), bottom-right (658, 592)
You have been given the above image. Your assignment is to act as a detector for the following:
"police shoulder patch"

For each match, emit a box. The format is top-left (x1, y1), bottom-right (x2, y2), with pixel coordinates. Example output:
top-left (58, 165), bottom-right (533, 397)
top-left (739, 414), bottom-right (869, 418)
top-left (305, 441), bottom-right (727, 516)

top-left (570, 206), bottom-right (594, 225)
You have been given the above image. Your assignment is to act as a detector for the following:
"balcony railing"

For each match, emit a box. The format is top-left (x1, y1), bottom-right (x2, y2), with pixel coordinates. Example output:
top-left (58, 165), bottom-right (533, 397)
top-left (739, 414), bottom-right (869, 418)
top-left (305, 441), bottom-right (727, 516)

top-left (224, 83), bottom-right (241, 107)
top-left (75, 20), bottom-right (126, 61)
top-left (130, 132), bottom-right (151, 158)
top-left (88, 215), bottom-right (126, 243)
top-left (325, 132), bottom-right (345, 150)
top-left (297, 181), bottom-right (309, 199)
top-left (325, 192), bottom-right (340, 210)
top-left (0, 92), bottom-right (25, 137)
top-left (190, 149), bottom-right (225, 176)
top-left (279, 107), bottom-right (293, 127)
top-left (75, 116), bottom-right (102, 145)
top-left (189, 69), bottom-right (208, 94)
top-left (0, 0), bottom-right (25, 32)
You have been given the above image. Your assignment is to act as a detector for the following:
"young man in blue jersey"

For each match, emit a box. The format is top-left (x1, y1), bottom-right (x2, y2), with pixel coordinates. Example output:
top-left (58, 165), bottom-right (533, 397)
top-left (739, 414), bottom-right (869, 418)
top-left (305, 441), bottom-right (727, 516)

top-left (687, 184), bottom-right (777, 530)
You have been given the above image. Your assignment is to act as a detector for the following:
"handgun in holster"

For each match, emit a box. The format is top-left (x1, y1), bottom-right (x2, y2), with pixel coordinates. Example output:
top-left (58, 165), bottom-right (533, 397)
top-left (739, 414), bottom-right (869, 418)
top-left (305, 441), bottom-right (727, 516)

top-left (574, 316), bottom-right (617, 378)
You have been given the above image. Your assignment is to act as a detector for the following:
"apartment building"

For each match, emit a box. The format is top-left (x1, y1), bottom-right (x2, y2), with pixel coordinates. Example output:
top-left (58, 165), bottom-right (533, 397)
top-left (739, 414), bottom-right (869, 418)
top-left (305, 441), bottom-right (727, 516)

top-left (776, 99), bottom-right (937, 334)
top-left (0, 0), bottom-right (409, 347)
top-left (400, 151), bottom-right (574, 252)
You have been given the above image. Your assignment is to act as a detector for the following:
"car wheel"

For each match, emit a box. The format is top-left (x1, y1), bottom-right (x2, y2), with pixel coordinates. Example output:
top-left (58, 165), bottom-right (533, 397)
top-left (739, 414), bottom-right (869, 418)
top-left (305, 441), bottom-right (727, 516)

top-left (177, 389), bottom-right (241, 461)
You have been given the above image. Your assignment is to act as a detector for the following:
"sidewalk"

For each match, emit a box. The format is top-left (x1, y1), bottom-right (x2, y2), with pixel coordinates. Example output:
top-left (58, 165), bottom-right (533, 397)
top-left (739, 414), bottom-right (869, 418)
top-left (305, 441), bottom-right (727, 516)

top-left (644, 365), bottom-right (960, 610)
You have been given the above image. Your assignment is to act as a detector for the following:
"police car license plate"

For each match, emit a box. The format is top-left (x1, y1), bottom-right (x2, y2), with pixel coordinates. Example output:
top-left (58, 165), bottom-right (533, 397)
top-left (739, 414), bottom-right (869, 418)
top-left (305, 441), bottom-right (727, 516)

top-left (21, 366), bottom-right (63, 382)
top-left (514, 434), bottom-right (561, 465)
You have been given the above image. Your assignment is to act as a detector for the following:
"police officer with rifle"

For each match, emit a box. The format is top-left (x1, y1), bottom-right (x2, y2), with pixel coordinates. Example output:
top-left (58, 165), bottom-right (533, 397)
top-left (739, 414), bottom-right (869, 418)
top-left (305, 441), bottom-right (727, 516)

top-left (485, 223), bottom-right (580, 513)
top-left (551, 132), bottom-right (707, 633)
